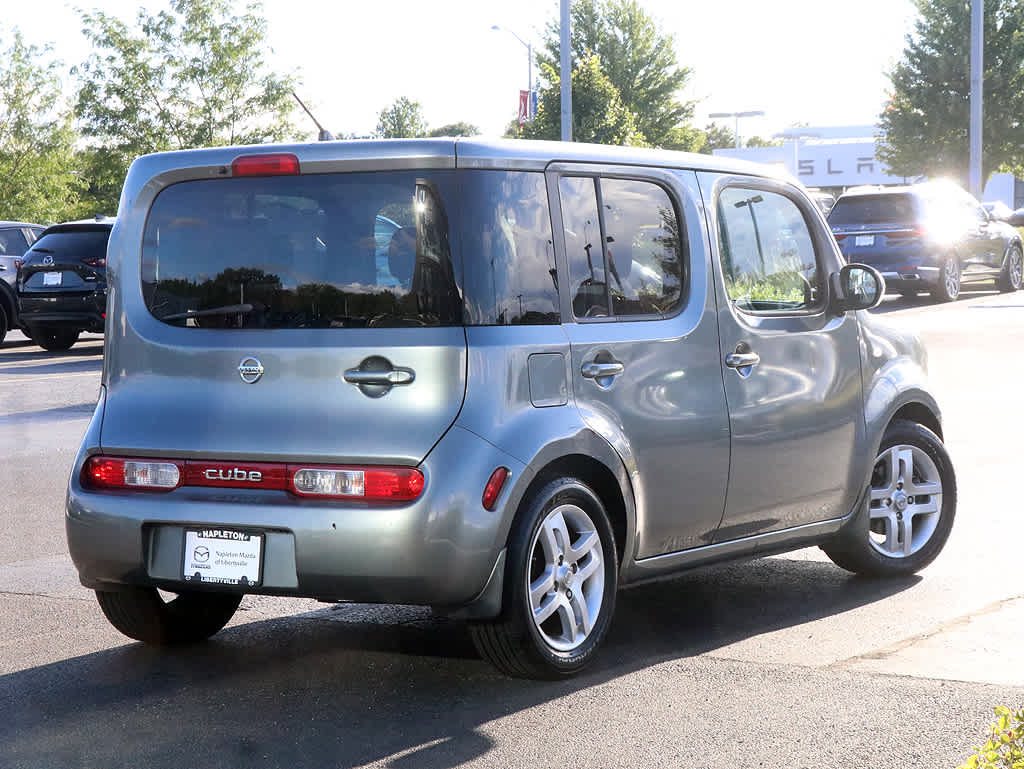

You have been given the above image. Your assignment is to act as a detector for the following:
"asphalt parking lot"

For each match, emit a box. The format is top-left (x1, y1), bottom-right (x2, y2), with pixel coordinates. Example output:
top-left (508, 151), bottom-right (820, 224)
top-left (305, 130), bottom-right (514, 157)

top-left (2, 289), bottom-right (1023, 768)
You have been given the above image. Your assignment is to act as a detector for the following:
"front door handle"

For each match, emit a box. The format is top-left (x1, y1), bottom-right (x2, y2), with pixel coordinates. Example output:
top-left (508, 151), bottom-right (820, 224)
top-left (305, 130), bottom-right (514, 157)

top-left (581, 361), bottom-right (625, 379)
top-left (724, 352), bottom-right (760, 369)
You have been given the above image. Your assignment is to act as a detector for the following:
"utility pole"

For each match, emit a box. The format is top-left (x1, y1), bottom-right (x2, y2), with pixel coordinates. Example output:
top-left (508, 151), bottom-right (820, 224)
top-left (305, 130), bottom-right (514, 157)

top-left (969, 0), bottom-right (983, 197)
top-left (560, 0), bottom-right (572, 141)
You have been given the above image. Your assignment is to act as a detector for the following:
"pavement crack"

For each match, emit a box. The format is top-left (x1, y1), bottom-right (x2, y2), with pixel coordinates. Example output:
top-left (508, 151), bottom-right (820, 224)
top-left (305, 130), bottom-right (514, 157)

top-left (828, 594), bottom-right (1024, 670)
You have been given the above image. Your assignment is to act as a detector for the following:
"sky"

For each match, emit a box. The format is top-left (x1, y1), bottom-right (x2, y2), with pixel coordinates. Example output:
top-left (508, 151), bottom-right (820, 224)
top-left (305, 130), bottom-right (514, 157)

top-left (6, 0), bottom-right (920, 143)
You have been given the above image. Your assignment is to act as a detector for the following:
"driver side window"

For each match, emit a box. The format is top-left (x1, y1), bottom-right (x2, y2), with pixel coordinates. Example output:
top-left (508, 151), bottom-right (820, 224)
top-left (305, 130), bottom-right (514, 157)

top-left (717, 187), bottom-right (822, 313)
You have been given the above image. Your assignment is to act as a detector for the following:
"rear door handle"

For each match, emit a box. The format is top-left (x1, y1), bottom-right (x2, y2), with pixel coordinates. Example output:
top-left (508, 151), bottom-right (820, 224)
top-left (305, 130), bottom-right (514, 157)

top-left (725, 352), bottom-right (760, 369)
top-left (581, 361), bottom-right (625, 379)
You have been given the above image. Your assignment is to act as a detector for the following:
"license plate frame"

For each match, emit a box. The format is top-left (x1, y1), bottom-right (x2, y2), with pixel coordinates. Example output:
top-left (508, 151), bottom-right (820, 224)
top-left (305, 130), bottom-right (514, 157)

top-left (42, 272), bottom-right (62, 286)
top-left (854, 235), bottom-right (875, 247)
top-left (182, 528), bottom-right (263, 587)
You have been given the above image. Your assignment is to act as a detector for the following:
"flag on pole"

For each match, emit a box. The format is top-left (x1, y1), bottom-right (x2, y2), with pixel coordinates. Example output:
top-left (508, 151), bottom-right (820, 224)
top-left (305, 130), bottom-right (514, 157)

top-left (518, 90), bottom-right (530, 126)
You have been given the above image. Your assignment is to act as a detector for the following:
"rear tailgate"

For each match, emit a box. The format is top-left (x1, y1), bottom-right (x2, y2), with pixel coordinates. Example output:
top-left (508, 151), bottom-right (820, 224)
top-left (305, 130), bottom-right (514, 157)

top-left (101, 145), bottom-right (467, 466)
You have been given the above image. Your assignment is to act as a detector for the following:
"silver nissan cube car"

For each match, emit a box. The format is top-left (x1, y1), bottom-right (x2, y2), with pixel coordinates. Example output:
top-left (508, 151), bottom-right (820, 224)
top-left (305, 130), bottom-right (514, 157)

top-left (66, 138), bottom-right (956, 678)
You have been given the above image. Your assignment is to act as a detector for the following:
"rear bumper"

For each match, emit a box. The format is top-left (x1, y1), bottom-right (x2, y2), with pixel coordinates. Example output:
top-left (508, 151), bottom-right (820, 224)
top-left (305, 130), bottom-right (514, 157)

top-left (19, 290), bottom-right (105, 333)
top-left (66, 420), bottom-right (528, 610)
top-left (878, 265), bottom-right (941, 290)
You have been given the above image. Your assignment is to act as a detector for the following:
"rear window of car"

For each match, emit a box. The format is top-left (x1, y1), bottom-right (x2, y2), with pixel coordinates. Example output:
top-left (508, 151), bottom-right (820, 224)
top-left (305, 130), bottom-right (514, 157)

top-left (29, 230), bottom-right (110, 260)
top-left (142, 171), bottom-right (463, 329)
top-left (827, 194), bottom-right (918, 226)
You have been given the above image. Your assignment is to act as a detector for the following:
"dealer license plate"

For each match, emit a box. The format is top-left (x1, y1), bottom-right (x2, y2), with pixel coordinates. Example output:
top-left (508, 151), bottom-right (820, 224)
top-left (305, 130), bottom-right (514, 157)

top-left (854, 235), bottom-right (875, 247)
top-left (43, 272), bottom-right (62, 286)
top-left (183, 529), bottom-right (263, 586)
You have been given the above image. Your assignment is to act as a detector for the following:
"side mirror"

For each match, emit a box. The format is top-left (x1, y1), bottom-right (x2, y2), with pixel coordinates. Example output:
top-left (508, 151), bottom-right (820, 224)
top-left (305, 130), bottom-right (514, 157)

top-left (831, 263), bottom-right (885, 313)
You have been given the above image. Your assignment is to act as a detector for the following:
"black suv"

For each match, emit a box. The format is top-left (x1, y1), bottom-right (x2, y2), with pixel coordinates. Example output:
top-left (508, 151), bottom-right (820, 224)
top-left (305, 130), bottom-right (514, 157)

top-left (17, 218), bottom-right (113, 350)
top-left (828, 182), bottom-right (1023, 302)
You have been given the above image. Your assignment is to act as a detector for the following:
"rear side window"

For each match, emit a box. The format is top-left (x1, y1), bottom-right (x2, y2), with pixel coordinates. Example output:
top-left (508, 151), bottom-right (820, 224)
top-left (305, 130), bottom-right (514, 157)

top-left (461, 171), bottom-right (559, 325)
top-left (828, 194), bottom-right (918, 226)
top-left (559, 175), bottom-right (684, 319)
top-left (717, 187), bottom-right (822, 313)
top-left (0, 229), bottom-right (29, 256)
top-left (142, 171), bottom-right (461, 329)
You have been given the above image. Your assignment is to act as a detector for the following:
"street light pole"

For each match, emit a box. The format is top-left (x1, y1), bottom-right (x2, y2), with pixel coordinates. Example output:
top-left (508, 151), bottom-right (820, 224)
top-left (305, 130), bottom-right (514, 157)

top-left (709, 110), bottom-right (766, 150)
top-left (969, 0), bottom-right (983, 197)
top-left (491, 25), bottom-right (534, 119)
top-left (560, 0), bottom-right (572, 141)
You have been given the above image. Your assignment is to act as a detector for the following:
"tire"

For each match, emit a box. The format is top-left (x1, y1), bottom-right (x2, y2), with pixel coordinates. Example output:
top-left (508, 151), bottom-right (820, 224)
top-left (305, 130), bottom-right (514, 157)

top-left (34, 327), bottom-right (79, 351)
top-left (95, 586), bottom-right (242, 645)
top-left (996, 245), bottom-right (1023, 293)
top-left (469, 477), bottom-right (618, 679)
top-left (822, 420), bottom-right (956, 577)
top-left (0, 304), bottom-right (7, 345)
top-left (930, 258), bottom-right (961, 302)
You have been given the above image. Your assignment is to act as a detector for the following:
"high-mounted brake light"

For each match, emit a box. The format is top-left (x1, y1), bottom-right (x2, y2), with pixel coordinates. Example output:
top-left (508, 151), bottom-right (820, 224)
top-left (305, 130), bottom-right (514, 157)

top-left (83, 456), bottom-right (182, 491)
top-left (230, 153), bottom-right (300, 177)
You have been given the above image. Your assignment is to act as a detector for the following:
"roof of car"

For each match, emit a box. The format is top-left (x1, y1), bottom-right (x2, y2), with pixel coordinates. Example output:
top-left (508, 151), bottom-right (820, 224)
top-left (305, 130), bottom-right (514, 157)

top-left (124, 136), bottom-right (792, 184)
top-left (38, 218), bottom-right (115, 236)
top-left (836, 180), bottom-right (976, 203)
top-left (0, 221), bottom-right (45, 229)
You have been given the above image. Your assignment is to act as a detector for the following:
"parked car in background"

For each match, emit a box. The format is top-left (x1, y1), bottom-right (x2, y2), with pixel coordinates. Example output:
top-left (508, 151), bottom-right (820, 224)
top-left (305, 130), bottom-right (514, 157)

top-left (828, 182), bottom-right (1023, 301)
top-left (982, 200), bottom-right (1024, 228)
top-left (807, 189), bottom-right (835, 215)
top-left (17, 217), bottom-right (113, 351)
top-left (0, 221), bottom-right (45, 344)
top-left (66, 139), bottom-right (956, 679)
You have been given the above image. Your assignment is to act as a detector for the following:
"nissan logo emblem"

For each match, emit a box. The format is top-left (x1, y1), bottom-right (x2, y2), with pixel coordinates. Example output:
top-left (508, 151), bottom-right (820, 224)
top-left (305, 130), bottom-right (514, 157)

top-left (238, 357), bottom-right (264, 384)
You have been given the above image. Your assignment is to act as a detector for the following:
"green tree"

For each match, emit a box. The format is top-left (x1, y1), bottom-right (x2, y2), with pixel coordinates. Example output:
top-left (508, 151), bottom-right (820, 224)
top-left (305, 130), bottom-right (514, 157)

top-left (745, 135), bottom-right (782, 148)
top-left (699, 122), bottom-right (735, 154)
top-left (537, 0), bottom-right (699, 149)
top-left (376, 97), bottom-right (428, 138)
top-left (74, 0), bottom-right (301, 213)
top-left (427, 121), bottom-right (480, 137)
top-left (878, 0), bottom-right (1024, 183)
top-left (0, 28), bottom-right (81, 223)
top-left (522, 54), bottom-right (644, 146)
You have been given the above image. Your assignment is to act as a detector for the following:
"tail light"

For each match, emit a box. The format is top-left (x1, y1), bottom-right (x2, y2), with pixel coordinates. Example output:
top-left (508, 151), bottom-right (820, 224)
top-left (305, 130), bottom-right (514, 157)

top-left (81, 256), bottom-right (106, 268)
top-left (833, 234), bottom-right (848, 242)
top-left (13, 258), bottom-right (23, 270)
top-left (231, 153), bottom-right (300, 177)
top-left (82, 455), bottom-right (424, 501)
top-left (83, 456), bottom-right (182, 491)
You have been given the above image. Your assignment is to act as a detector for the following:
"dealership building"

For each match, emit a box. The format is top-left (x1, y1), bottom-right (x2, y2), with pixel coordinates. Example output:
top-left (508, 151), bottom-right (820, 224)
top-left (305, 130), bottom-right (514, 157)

top-left (713, 124), bottom-right (1023, 207)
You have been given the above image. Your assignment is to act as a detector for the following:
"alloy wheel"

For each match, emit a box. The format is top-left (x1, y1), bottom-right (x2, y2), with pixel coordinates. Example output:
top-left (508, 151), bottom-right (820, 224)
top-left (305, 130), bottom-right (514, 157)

top-left (526, 503), bottom-right (605, 652)
top-left (868, 444), bottom-right (943, 558)
top-left (943, 259), bottom-right (960, 300)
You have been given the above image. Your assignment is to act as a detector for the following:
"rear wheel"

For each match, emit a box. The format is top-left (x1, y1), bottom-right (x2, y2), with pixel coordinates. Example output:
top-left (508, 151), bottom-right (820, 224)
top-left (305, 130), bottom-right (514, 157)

top-left (95, 586), bottom-right (242, 645)
top-left (34, 327), bottom-right (79, 351)
top-left (996, 245), bottom-right (1023, 292)
top-left (469, 477), bottom-right (618, 679)
top-left (930, 258), bottom-right (961, 302)
top-left (0, 304), bottom-right (8, 345)
top-left (823, 420), bottom-right (956, 577)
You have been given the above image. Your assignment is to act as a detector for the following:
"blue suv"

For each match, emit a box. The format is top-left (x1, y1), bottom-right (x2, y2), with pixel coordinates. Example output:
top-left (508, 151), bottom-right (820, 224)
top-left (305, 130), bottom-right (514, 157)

top-left (828, 182), bottom-right (1023, 302)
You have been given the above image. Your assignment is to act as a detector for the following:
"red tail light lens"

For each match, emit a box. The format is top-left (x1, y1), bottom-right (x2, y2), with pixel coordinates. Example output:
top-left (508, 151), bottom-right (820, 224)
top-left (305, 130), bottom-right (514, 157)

top-left (482, 467), bottom-right (509, 511)
top-left (83, 456), bottom-right (182, 491)
top-left (82, 456), bottom-right (424, 501)
top-left (13, 259), bottom-right (23, 270)
top-left (81, 256), bottom-right (106, 268)
top-left (291, 466), bottom-right (424, 501)
top-left (231, 153), bottom-right (300, 177)
top-left (833, 234), bottom-right (848, 242)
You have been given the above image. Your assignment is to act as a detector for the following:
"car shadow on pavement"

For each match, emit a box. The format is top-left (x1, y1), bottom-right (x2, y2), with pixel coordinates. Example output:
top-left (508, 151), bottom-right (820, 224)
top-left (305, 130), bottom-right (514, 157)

top-left (0, 557), bottom-right (917, 769)
top-left (870, 286), bottom-right (998, 315)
